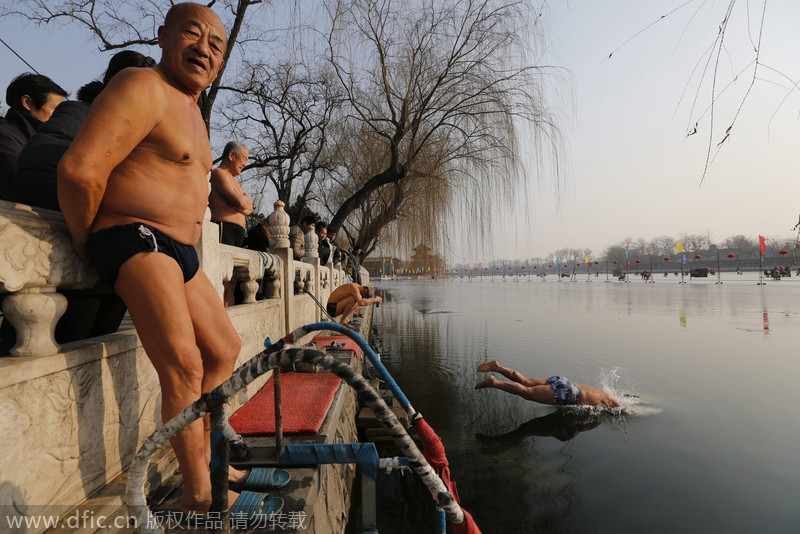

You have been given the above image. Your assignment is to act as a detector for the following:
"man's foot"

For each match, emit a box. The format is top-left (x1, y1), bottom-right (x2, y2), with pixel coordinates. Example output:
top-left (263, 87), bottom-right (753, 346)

top-left (475, 376), bottom-right (497, 389)
top-left (229, 466), bottom-right (249, 485)
top-left (477, 360), bottom-right (500, 373)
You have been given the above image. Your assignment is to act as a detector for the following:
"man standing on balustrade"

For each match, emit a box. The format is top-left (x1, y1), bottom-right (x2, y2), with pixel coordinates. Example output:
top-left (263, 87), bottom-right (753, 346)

top-left (58, 2), bottom-right (258, 515)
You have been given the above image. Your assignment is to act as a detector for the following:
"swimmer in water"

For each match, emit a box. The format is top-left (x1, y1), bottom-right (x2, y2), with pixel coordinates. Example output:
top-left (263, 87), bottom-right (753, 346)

top-left (474, 360), bottom-right (619, 409)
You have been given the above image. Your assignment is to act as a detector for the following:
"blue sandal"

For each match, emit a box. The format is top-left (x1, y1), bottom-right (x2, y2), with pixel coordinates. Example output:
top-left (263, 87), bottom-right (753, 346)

top-left (229, 467), bottom-right (291, 491)
top-left (229, 490), bottom-right (283, 524)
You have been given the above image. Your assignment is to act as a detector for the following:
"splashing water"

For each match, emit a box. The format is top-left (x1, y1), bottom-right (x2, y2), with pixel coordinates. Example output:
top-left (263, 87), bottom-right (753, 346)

top-left (597, 367), bottom-right (661, 417)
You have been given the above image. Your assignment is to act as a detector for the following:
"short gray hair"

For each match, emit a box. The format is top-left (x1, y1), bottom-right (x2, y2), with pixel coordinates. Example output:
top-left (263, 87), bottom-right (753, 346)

top-left (223, 141), bottom-right (247, 159)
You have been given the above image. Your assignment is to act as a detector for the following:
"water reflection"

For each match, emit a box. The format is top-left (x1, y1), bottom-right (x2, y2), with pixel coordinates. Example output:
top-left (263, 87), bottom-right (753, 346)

top-left (476, 409), bottom-right (605, 449)
top-left (370, 277), bottom-right (800, 533)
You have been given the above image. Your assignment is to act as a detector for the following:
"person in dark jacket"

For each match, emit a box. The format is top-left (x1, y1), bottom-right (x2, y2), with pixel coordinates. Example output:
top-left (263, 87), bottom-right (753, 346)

top-left (0, 73), bottom-right (68, 201)
top-left (1, 53), bottom-right (154, 355)
top-left (15, 51), bottom-right (155, 210)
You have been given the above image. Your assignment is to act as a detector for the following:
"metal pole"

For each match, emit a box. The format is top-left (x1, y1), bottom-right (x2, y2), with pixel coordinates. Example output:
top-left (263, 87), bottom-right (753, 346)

top-left (209, 397), bottom-right (230, 534)
top-left (680, 253), bottom-right (686, 284)
top-left (274, 367), bottom-right (283, 460)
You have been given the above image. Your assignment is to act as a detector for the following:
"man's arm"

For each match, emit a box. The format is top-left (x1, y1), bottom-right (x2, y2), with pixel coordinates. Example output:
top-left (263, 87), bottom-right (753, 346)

top-left (349, 285), bottom-right (382, 307)
top-left (210, 170), bottom-right (253, 215)
top-left (58, 69), bottom-right (163, 259)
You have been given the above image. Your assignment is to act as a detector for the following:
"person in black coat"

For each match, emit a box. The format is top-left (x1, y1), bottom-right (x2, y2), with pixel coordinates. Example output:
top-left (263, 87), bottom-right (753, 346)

top-left (15, 51), bottom-right (155, 210)
top-left (0, 52), bottom-right (154, 355)
top-left (0, 73), bottom-right (67, 201)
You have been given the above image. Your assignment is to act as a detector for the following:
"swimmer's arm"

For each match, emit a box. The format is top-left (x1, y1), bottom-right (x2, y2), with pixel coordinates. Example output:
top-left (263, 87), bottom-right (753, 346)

top-left (211, 171), bottom-right (253, 214)
top-left (59, 70), bottom-right (163, 258)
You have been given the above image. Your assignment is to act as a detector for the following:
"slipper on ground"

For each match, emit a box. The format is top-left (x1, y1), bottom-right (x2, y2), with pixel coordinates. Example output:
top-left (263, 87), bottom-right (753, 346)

top-left (229, 467), bottom-right (291, 492)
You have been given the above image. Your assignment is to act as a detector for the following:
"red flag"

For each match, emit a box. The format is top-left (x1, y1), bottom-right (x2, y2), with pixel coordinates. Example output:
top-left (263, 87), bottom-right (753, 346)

top-left (759, 235), bottom-right (766, 259)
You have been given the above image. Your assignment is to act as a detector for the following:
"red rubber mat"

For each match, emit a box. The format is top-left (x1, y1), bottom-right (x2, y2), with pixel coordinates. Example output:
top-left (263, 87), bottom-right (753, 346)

top-left (229, 372), bottom-right (342, 435)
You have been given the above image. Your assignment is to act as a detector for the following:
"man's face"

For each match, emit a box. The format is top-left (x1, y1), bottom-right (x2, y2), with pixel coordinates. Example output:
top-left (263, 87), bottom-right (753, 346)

top-left (231, 148), bottom-right (248, 175)
top-left (158, 4), bottom-right (227, 94)
top-left (316, 227), bottom-right (327, 241)
top-left (27, 92), bottom-right (65, 122)
top-left (328, 232), bottom-right (336, 243)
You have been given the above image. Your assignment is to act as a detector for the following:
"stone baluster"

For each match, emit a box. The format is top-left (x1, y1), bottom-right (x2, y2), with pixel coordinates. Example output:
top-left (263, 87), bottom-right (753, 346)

top-left (320, 270), bottom-right (328, 289)
top-left (304, 271), bottom-right (314, 294)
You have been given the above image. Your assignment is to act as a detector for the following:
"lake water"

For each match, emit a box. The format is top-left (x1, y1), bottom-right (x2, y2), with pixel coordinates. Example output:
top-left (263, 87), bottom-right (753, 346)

top-left (369, 273), bottom-right (800, 534)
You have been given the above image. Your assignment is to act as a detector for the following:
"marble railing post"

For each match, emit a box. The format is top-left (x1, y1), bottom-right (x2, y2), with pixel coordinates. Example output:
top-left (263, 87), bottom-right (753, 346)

top-left (0, 201), bottom-right (97, 357)
top-left (267, 200), bottom-right (293, 332)
top-left (303, 230), bottom-right (319, 263)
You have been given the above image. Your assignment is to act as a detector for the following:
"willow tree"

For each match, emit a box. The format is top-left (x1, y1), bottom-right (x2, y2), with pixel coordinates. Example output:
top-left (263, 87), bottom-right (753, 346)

top-left (321, 121), bottom-right (456, 254)
top-left (321, 0), bottom-right (564, 254)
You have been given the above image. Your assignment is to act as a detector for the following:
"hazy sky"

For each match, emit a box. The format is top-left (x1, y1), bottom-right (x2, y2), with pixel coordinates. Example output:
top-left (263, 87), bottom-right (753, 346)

top-left (2, 1), bottom-right (798, 262)
top-left (483, 0), bottom-right (800, 263)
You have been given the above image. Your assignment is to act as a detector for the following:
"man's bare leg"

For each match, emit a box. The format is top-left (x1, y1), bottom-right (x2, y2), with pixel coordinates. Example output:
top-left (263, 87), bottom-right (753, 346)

top-left (115, 253), bottom-right (214, 512)
top-left (474, 375), bottom-right (554, 404)
top-left (477, 360), bottom-right (548, 387)
top-left (183, 269), bottom-right (248, 489)
top-left (336, 297), bottom-right (357, 325)
top-left (117, 257), bottom-right (243, 511)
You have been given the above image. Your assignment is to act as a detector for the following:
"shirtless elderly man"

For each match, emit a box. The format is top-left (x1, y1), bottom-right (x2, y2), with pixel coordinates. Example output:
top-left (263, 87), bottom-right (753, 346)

top-left (475, 361), bottom-right (619, 408)
top-left (326, 283), bottom-right (382, 324)
top-left (59, 2), bottom-right (250, 513)
top-left (209, 140), bottom-right (252, 306)
top-left (209, 140), bottom-right (252, 248)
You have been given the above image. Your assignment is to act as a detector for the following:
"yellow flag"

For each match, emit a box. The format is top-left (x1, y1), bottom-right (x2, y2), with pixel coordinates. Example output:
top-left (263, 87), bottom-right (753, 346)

top-left (584, 254), bottom-right (589, 263)
top-left (676, 241), bottom-right (684, 254)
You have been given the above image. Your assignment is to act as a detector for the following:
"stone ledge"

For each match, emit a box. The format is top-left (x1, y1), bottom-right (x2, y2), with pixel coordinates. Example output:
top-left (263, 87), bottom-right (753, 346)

top-left (0, 327), bottom-right (140, 390)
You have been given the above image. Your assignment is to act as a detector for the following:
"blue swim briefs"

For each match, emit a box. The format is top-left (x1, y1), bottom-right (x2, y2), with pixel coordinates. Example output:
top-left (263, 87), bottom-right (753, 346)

top-left (87, 222), bottom-right (199, 287)
top-left (546, 376), bottom-right (581, 406)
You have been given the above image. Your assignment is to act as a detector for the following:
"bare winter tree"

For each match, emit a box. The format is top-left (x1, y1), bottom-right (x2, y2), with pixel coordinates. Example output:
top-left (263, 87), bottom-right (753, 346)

top-left (321, 0), bottom-right (565, 256)
top-left (654, 235), bottom-right (678, 256)
top-left (219, 60), bottom-right (342, 219)
top-left (320, 120), bottom-right (456, 253)
top-left (5, 0), bottom-right (566, 259)
top-left (680, 233), bottom-right (706, 253)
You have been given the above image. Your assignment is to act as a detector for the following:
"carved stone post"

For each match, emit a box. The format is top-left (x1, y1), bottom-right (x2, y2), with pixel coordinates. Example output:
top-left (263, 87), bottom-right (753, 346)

top-left (267, 201), bottom-right (290, 250)
top-left (303, 230), bottom-right (319, 262)
top-left (0, 201), bottom-right (97, 356)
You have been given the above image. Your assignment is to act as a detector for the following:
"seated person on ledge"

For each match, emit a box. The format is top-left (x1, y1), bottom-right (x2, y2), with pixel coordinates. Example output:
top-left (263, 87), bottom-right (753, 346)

top-left (326, 282), bottom-right (381, 324)
top-left (475, 360), bottom-right (619, 408)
